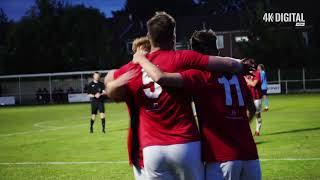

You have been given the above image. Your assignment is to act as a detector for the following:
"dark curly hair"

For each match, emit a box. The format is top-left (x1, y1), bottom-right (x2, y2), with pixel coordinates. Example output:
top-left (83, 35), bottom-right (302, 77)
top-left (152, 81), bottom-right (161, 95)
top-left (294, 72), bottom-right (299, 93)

top-left (190, 29), bottom-right (219, 56)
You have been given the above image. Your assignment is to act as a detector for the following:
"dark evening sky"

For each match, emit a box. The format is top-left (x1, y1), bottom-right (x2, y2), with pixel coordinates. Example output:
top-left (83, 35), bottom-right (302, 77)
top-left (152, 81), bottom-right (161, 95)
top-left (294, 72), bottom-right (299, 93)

top-left (0, 0), bottom-right (126, 21)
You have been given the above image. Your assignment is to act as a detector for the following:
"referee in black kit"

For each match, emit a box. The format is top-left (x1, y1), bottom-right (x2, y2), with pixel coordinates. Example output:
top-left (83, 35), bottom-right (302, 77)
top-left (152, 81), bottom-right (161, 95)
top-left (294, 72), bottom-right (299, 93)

top-left (87, 72), bottom-right (106, 133)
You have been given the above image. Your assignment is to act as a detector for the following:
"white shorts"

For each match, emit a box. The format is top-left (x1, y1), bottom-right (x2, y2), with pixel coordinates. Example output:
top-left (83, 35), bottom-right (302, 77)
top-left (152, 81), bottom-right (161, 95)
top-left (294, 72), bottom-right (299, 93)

top-left (143, 141), bottom-right (204, 180)
top-left (206, 160), bottom-right (261, 180)
top-left (133, 165), bottom-right (145, 180)
top-left (254, 99), bottom-right (262, 113)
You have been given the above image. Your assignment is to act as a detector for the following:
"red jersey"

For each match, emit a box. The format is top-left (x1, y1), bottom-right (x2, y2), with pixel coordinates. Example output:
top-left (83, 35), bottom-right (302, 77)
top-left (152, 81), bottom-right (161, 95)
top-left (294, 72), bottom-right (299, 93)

top-left (114, 50), bottom-right (209, 165)
top-left (124, 93), bottom-right (144, 168)
top-left (247, 71), bottom-right (262, 100)
top-left (181, 70), bottom-right (259, 163)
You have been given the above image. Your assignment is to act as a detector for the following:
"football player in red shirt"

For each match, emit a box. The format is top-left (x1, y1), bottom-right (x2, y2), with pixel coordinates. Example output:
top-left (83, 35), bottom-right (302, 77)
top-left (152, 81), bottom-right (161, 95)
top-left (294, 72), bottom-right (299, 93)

top-left (245, 60), bottom-right (263, 136)
top-left (132, 30), bottom-right (261, 180)
top-left (105, 37), bottom-right (151, 180)
top-left (105, 12), bottom-right (253, 180)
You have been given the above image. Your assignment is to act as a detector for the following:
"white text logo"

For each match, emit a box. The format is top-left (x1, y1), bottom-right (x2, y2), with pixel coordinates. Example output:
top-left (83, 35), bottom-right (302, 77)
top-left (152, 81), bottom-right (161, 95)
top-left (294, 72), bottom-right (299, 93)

top-left (263, 13), bottom-right (305, 27)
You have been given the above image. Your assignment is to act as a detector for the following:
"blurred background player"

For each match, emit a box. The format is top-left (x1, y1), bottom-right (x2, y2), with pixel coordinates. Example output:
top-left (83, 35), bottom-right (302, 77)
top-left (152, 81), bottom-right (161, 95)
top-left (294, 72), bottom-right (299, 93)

top-left (245, 61), bottom-right (263, 136)
top-left (258, 64), bottom-right (269, 111)
top-left (87, 72), bottom-right (106, 133)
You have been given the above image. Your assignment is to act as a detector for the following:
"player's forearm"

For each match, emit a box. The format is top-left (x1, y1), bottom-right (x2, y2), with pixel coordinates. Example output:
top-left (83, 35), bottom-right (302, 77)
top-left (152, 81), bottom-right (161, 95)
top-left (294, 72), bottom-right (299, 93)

top-left (207, 56), bottom-right (242, 73)
top-left (106, 81), bottom-right (126, 102)
top-left (104, 70), bottom-right (125, 101)
top-left (88, 94), bottom-right (95, 98)
top-left (158, 73), bottom-right (184, 87)
top-left (138, 58), bottom-right (184, 87)
top-left (138, 57), bottom-right (166, 83)
top-left (139, 57), bottom-right (164, 82)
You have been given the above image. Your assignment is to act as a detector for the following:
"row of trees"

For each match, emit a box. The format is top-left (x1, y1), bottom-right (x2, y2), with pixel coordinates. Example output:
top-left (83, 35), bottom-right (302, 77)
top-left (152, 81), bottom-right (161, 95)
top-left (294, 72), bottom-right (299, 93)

top-left (0, 0), bottom-right (319, 75)
top-left (0, 0), bottom-right (123, 74)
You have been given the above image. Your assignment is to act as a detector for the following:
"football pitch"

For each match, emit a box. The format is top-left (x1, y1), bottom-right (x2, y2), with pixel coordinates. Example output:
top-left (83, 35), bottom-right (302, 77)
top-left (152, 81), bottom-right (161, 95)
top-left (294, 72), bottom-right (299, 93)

top-left (0, 94), bottom-right (319, 180)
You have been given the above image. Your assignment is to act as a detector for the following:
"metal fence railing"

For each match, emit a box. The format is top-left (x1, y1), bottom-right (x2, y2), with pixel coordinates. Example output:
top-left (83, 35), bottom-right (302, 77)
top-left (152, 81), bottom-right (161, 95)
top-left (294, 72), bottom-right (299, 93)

top-left (0, 68), bottom-right (319, 105)
top-left (0, 70), bottom-right (113, 105)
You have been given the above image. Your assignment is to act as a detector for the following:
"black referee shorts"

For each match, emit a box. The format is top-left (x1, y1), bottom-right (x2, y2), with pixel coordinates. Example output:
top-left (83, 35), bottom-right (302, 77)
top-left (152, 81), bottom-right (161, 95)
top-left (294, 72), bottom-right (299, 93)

top-left (91, 101), bottom-right (105, 114)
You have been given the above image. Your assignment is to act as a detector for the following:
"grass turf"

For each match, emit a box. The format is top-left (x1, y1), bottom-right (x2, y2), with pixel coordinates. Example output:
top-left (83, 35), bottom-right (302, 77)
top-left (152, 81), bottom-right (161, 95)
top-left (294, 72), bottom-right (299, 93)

top-left (0, 94), bottom-right (319, 179)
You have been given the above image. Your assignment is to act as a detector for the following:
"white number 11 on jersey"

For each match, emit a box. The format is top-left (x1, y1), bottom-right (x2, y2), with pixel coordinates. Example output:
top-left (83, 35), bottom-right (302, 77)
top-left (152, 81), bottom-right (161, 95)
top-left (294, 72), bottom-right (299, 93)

top-left (218, 75), bottom-right (244, 106)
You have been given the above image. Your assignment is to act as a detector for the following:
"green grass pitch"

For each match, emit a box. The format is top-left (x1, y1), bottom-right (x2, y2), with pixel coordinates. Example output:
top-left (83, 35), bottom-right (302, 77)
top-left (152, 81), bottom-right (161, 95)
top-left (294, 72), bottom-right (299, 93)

top-left (0, 94), bottom-right (319, 179)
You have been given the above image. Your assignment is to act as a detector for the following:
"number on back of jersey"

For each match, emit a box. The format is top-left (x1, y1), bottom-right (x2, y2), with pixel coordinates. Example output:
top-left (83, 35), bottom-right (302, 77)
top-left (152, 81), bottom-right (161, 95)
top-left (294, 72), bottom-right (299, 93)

top-left (142, 69), bottom-right (163, 99)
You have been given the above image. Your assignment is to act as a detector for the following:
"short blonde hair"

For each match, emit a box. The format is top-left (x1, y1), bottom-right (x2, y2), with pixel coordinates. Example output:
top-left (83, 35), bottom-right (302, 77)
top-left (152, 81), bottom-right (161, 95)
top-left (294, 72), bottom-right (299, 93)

top-left (132, 36), bottom-right (151, 53)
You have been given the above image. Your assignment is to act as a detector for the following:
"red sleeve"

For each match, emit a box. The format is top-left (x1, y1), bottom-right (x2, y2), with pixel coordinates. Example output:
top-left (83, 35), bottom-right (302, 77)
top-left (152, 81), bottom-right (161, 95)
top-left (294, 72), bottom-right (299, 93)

top-left (239, 75), bottom-right (253, 105)
top-left (180, 69), bottom-right (211, 92)
top-left (177, 50), bottom-right (209, 70)
top-left (253, 71), bottom-right (261, 82)
top-left (114, 62), bottom-right (137, 79)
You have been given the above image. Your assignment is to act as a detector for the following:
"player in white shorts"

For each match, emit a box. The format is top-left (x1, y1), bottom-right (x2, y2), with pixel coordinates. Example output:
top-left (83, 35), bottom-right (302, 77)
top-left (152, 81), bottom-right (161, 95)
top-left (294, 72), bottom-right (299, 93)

top-left (106, 12), bottom-right (251, 180)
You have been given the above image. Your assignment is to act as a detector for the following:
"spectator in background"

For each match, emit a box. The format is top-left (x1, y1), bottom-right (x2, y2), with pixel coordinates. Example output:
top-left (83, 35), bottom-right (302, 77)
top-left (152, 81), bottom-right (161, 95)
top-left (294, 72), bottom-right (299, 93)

top-left (67, 87), bottom-right (74, 94)
top-left (42, 88), bottom-right (49, 104)
top-left (36, 88), bottom-right (43, 104)
top-left (53, 88), bottom-right (58, 103)
top-left (258, 64), bottom-right (269, 111)
top-left (57, 88), bottom-right (64, 103)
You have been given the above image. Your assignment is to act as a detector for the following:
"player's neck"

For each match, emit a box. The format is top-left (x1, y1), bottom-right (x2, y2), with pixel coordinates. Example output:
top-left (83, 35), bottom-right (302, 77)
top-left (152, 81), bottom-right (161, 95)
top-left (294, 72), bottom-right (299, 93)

top-left (150, 46), bottom-right (161, 53)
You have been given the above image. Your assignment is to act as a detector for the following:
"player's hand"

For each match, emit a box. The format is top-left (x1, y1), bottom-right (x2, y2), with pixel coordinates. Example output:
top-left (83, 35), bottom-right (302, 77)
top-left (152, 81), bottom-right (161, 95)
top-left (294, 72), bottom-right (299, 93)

top-left (132, 46), bottom-right (148, 64)
top-left (95, 93), bottom-right (101, 98)
top-left (240, 58), bottom-right (256, 76)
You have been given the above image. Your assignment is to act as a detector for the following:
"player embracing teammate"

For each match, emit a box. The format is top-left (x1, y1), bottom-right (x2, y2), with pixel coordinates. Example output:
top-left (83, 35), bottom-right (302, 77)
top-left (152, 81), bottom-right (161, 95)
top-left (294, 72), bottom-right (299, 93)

top-left (105, 12), bottom-right (259, 180)
top-left (132, 29), bottom-right (261, 179)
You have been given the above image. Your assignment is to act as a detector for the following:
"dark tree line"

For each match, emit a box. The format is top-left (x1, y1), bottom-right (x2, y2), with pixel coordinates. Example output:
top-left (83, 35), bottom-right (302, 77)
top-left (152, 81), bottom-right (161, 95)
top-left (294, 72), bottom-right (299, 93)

top-left (237, 0), bottom-right (320, 68)
top-left (1, 0), bottom-right (118, 74)
top-left (0, 0), bottom-right (319, 75)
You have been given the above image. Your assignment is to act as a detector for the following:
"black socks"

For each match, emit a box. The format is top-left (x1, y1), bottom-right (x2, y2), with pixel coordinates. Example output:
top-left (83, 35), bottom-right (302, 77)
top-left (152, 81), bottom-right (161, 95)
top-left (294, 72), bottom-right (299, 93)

top-left (90, 118), bottom-right (106, 133)
top-left (102, 118), bottom-right (106, 133)
top-left (90, 119), bottom-right (94, 133)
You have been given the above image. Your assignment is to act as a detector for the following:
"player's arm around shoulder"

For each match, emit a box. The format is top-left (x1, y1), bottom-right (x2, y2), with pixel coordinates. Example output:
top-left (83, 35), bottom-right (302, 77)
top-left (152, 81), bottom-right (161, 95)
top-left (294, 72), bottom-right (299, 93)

top-left (179, 50), bottom-right (255, 75)
top-left (239, 75), bottom-right (256, 122)
top-left (104, 70), bottom-right (127, 102)
top-left (104, 68), bottom-right (137, 102)
top-left (132, 48), bottom-right (185, 87)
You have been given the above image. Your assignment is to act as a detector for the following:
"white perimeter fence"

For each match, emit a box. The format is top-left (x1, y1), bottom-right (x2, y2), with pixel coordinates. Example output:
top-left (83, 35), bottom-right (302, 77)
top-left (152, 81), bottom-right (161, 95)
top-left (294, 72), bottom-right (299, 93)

top-left (0, 70), bottom-right (113, 105)
top-left (0, 68), bottom-right (319, 105)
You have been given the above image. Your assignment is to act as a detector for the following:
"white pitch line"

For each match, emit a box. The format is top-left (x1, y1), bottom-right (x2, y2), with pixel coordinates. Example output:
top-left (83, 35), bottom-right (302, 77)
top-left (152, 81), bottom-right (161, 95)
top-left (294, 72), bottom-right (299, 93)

top-left (0, 161), bottom-right (128, 165)
top-left (260, 158), bottom-right (320, 161)
top-left (0, 117), bottom-right (122, 137)
top-left (0, 124), bottom-right (86, 137)
top-left (33, 121), bottom-right (59, 129)
top-left (0, 158), bottom-right (319, 165)
top-left (0, 117), bottom-right (89, 137)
